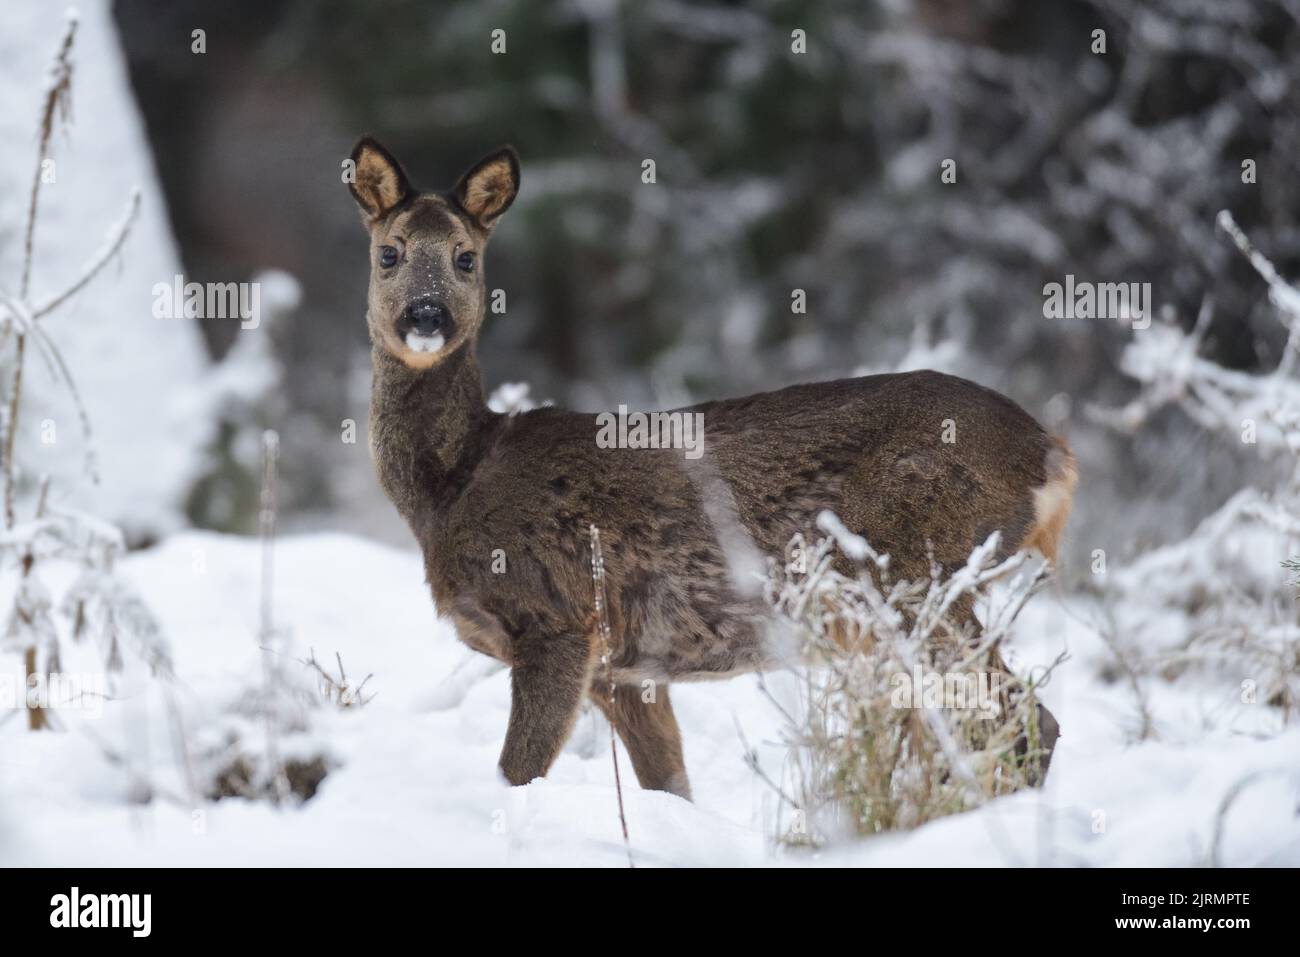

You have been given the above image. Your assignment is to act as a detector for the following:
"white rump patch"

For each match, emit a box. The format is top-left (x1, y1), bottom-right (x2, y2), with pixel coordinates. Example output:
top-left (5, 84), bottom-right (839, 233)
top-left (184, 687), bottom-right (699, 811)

top-left (405, 331), bottom-right (446, 354)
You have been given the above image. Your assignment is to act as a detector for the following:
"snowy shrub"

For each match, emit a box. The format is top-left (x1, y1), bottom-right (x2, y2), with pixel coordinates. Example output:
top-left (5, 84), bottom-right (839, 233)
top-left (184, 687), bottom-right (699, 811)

top-left (755, 513), bottom-right (1059, 847)
top-left (0, 14), bottom-right (171, 735)
top-left (1086, 211), bottom-right (1300, 725)
top-left (199, 431), bottom-right (340, 805)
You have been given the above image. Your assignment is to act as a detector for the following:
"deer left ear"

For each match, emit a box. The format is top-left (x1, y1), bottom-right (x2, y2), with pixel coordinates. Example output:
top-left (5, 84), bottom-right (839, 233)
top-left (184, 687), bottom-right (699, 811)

top-left (453, 147), bottom-right (520, 231)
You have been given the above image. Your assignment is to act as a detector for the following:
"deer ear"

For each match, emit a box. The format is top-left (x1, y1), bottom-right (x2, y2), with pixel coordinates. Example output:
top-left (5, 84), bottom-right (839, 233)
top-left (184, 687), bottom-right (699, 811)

top-left (349, 136), bottom-right (412, 222)
top-left (453, 147), bottom-right (520, 230)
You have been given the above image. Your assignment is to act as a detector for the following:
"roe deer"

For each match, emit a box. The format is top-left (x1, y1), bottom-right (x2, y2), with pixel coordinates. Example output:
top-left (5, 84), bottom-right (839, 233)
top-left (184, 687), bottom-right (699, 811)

top-left (347, 138), bottom-right (1076, 800)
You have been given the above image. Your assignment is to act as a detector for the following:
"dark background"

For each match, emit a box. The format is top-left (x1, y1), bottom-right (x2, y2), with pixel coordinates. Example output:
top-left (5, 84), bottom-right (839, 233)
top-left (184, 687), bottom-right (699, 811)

top-left (111, 0), bottom-right (1300, 574)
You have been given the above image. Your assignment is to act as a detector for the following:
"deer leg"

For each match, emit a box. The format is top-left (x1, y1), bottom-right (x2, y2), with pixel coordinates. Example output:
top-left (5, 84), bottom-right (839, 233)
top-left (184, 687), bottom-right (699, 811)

top-left (590, 683), bottom-right (692, 800)
top-left (499, 629), bottom-right (593, 786)
top-left (1023, 701), bottom-right (1061, 785)
top-left (988, 643), bottom-right (1060, 785)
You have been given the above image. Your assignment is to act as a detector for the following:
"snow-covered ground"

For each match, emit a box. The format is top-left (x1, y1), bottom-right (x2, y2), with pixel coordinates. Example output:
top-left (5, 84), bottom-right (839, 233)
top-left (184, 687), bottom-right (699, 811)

top-left (2, 530), bottom-right (1296, 867)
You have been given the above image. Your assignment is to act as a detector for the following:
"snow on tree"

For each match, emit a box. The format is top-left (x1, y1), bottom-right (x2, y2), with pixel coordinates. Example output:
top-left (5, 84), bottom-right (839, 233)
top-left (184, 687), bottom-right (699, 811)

top-left (0, 0), bottom-right (214, 541)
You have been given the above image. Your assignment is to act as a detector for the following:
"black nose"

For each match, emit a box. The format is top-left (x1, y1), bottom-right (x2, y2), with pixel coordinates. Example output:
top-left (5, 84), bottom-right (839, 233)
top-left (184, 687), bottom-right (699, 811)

top-left (405, 300), bottom-right (447, 335)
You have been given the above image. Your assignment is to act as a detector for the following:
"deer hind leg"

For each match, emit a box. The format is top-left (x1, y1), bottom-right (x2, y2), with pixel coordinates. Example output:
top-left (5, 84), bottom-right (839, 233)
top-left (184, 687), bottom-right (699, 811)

top-left (1005, 437), bottom-right (1074, 780)
top-left (590, 683), bottom-right (692, 800)
top-left (499, 628), bottom-right (594, 786)
top-left (946, 599), bottom-right (1059, 786)
top-left (986, 644), bottom-right (1060, 785)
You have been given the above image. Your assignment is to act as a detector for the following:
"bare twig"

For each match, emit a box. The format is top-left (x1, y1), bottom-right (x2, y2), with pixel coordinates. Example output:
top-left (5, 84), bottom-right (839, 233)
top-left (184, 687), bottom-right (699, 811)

top-left (1206, 770), bottom-right (1287, 867)
top-left (3, 334), bottom-right (25, 530)
top-left (20, 13), bottom-right (77, 300)
top-left (32, 189), bottom-right (141, 321)
top-left (258, 429), bottom-right (291, 804)
top-left (301, 648), bottom-right (375, 708)
top-left (590, 524), bottom-right (633, 868)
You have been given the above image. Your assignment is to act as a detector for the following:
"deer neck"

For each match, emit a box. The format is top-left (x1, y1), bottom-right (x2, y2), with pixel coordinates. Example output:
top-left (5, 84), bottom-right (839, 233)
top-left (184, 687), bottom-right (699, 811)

top-left (369, 343), bottom-right (496, 526)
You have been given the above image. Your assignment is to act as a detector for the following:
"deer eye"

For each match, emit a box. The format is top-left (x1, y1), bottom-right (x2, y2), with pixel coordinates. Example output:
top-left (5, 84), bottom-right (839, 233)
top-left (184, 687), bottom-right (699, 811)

top-left (379, 246), bottom-right (399, 269)
top-left (455, 251), bottom-right (475, 273)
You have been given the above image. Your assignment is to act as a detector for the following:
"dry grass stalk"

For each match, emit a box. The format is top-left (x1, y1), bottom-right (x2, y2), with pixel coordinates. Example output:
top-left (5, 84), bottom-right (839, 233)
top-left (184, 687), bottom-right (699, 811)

top-left (257, 429), bottom-right (293, 803)
top-left (302, 649), bottom-right (374, 708)
top-left (20, 13), bottom-right (76, 301)
top-left (590, 523), bottom-right (634, 867)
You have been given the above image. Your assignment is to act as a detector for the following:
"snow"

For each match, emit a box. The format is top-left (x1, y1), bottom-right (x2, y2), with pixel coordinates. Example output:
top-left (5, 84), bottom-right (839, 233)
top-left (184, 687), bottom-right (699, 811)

top-left (1, 529), bottom-right (1296, 867)
top-left (0, 1), bottom-right (213, 540)
top-left (404, 331), bottom-right (445, 354)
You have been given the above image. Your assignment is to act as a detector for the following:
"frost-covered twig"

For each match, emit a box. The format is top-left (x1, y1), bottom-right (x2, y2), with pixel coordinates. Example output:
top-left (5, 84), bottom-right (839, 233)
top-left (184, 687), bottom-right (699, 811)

top-left (257, 430), bottom-right (292, 804)
top-left (3, 14), bottom-right (141, 524)
top-left (32, 189), bottom-right (141, 321)
top-left (2, 333), bottom-right (26, 530)
top-left (590, 524), bottom-right (633, 868)
top-left (302, 649), bottom-right (375, 708)
top-left (1090, 212), bottom-right (1300, 450)
top-left (1205, 769), bottom-right (1289, 867)
top-left (5, 13), bottom-right (77, 524)
top-left (20, 11), bottom-right (77, 301)
top-left (1094, 598), bottom-right (1156, 742)
top-left (1217, 209), bottom-right (1300, 376)
top-left (0, 289), bottom-right (101, 485)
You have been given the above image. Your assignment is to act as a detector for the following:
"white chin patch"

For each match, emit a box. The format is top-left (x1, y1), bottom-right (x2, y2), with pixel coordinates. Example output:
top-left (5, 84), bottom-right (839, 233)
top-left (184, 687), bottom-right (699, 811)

top-left (404, 331), bottom-right (446, 354)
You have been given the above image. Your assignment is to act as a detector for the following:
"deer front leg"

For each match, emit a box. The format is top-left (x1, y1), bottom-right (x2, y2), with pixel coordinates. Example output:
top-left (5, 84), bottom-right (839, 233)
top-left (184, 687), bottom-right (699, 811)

top-left (499, 629), bottom-right (594, 786)
top-left (591, 683), bottom-right (692, 800)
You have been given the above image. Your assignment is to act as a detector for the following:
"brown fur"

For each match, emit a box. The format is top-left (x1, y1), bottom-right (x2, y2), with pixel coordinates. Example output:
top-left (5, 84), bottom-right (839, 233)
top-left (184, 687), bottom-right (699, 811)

top-left (589, 683), bottom-right (691, 799)
top-left (348, 139), bottom-right (1077, 796)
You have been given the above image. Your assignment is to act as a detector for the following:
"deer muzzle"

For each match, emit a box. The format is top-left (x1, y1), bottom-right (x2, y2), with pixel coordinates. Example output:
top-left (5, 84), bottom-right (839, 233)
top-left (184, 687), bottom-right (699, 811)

top-left (399, 298), bottom-right (451, 353)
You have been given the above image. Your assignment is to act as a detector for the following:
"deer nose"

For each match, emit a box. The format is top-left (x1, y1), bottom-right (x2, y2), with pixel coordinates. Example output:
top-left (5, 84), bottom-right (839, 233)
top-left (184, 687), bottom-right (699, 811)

top-left (405, 299), bottom-right (447, 335)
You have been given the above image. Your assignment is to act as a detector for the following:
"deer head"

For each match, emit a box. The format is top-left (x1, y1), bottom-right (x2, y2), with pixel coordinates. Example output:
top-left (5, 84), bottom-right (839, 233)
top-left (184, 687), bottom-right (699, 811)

top-left (348, 137), bottom-right (519, 370)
